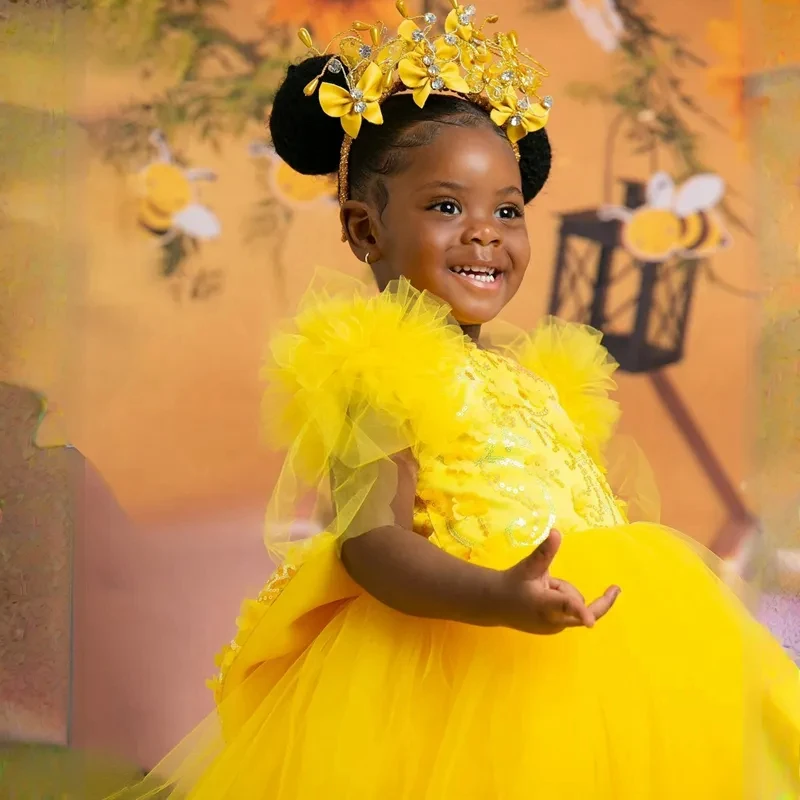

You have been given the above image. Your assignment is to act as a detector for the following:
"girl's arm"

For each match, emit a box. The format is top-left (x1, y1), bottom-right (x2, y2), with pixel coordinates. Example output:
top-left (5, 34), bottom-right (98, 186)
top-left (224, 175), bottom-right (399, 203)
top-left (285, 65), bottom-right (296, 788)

top-left (340, 453), bottom-right (620, 635)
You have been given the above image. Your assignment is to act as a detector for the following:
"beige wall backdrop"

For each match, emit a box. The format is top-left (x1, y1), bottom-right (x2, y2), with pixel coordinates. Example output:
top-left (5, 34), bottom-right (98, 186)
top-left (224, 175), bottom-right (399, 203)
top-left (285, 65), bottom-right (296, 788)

top-left (1, 0), bottom-right (769, 541)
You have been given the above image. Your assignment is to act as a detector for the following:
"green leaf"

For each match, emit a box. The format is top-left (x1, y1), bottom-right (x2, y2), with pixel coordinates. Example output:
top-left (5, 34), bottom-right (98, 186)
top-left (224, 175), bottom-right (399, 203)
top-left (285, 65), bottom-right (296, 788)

top-left (161, 234), bottom-right (188, 277)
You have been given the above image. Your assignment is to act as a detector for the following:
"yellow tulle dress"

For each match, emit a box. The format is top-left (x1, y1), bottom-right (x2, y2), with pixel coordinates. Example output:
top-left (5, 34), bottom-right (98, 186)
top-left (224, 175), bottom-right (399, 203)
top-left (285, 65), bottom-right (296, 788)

top-left (115, 276), bottom-right (800, 800)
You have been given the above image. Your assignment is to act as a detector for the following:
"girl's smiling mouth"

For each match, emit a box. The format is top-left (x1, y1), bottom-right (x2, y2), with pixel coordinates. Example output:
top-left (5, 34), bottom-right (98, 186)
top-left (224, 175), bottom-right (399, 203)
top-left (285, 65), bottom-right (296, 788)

top-left (449, 265), bottom-right (504, 287)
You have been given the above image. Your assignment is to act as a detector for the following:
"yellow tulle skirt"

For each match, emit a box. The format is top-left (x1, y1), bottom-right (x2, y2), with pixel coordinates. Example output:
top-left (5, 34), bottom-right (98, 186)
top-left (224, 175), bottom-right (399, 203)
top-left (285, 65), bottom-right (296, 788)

top-left (117, 522), bottom-right (800, 800)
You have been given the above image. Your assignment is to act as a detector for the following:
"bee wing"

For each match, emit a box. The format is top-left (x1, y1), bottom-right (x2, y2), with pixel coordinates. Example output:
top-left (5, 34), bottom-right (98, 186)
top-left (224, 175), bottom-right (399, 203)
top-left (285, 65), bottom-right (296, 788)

top-left (568, 0), bottom-right (619, 50)
top-left (597, 204), bottom-right (631, 221)
top-left (586, 10), bottom-right (619, 51)
top-left (646, 172), bottom-right (674, 208)
top-left (674, 174), bottom-right (725, 216)
top-left (185, 168), bottom-right (217, 182)
top-left (248, 141), bottom-right (276, 159)
top-left (601, 0), bottom-right (625, 35)
top-left (173, 204), bottom-right (221, 240)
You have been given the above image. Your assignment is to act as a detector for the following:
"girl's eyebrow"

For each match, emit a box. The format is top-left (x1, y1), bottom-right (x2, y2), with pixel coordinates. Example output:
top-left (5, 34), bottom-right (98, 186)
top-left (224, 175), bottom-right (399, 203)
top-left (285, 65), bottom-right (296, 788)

top-left (418, 180), bottom-right (524, 198)
top-left (418, 180), bottom-right (466, 193)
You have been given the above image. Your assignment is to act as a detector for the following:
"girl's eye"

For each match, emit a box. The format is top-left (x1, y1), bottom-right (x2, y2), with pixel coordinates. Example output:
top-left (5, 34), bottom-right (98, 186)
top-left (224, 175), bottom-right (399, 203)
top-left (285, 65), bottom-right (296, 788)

top-left (430, 200), bottom-right (461, 216)
top-left (496, 205), bottom-right (523, 220)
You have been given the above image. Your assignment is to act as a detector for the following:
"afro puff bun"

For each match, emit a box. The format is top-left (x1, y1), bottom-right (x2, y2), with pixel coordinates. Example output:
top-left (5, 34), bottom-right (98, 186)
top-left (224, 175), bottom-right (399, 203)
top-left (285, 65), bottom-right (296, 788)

top-left (517, 128), bottom-right (551, 203)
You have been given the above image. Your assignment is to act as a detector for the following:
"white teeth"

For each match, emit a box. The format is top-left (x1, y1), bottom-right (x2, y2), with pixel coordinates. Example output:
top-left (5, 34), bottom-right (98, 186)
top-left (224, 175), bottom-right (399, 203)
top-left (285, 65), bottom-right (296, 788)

top-left (450, 266), bottom-right (499, 283)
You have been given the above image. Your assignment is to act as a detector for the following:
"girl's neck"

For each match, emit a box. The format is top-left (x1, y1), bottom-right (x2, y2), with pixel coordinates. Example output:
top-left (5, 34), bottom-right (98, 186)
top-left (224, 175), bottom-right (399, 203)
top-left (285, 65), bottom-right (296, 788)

top-left (460, 323), bottom-right (481, 344)
top-left (372, 269), bottom-right (482, 344)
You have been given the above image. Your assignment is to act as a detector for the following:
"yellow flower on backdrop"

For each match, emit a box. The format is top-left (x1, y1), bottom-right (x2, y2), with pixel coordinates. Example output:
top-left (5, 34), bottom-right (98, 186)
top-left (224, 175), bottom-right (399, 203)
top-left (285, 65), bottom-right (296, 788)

top-left (266, 0), bottom-right (387, 46)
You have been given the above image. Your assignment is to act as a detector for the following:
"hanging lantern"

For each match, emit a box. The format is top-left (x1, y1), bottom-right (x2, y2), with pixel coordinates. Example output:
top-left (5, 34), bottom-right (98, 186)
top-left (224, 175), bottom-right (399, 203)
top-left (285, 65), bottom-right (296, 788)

top-left (548, 180), bottom-right (706, 373)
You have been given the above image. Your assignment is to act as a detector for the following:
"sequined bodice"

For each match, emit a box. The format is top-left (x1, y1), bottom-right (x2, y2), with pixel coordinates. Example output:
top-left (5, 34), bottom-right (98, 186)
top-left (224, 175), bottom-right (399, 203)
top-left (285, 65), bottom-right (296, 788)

top-left (412, 346), bottom-right (625, 566)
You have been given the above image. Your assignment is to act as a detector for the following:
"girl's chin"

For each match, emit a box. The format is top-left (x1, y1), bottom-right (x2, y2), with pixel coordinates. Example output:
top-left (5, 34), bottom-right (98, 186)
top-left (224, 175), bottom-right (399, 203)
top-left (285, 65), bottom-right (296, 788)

top-left (447, 289), bottom-right (511, 328)
top-left (395, 271), bottom-right (514, 327)
top-left (450, 303), bottom-right (505, 329)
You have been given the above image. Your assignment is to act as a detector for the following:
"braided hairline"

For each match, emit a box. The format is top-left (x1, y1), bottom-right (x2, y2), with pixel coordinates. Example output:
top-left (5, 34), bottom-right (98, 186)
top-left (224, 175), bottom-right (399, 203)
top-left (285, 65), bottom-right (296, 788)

top-left (337, 79), bottom-right (521, 211)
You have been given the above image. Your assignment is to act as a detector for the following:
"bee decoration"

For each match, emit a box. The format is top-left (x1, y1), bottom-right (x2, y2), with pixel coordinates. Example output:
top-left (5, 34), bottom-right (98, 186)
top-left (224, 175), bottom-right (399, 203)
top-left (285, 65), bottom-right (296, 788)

top-left (247, 141), bottom-right (338, 208)
top-left (244, 141), bottom-right (339, 296)
top-left (136, 130), bottom-right (222, 245)
top-left (599, 171), bottom-right (732, 263)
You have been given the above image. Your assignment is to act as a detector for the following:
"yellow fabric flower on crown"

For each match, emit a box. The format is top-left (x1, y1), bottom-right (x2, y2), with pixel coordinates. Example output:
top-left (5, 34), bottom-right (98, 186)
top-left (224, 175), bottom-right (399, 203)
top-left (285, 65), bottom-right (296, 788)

top-left (490, 87), bottom-right (550, 142)
top-left (398, 37), bottom-right (470, 107)
top-left (397, 17), bottom-right (429, 48)
top-left (462, 43), bottom-right (493, 93)
top-left (445, 3), bottom-right (477, 42)
top-left (319, 60), bottom-right (385, 138)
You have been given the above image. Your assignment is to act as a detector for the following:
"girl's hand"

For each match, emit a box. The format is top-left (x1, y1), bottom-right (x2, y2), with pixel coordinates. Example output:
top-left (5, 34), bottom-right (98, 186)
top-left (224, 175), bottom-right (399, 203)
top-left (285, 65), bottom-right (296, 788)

top-left (495, 529), bottom-right (620, 635)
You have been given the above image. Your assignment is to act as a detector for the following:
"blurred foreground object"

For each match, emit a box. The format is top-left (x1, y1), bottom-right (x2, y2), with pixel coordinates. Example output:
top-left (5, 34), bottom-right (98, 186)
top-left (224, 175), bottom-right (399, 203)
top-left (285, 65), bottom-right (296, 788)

top-left (0, 743), bottom-right (145, 800)
top-left (0, 384), bottom-right (75, 744)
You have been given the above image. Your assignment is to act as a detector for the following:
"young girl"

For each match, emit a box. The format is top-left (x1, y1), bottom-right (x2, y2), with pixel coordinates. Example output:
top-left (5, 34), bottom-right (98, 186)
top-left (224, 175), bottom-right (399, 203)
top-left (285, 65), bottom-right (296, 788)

top-left (118, 4), bottom-right (800, 798)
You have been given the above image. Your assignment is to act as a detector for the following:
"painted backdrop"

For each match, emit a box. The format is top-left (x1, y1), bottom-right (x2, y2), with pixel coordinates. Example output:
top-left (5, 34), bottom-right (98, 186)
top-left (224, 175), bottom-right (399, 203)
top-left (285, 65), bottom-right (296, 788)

top-left (1, 0), bottom-right (798, 771)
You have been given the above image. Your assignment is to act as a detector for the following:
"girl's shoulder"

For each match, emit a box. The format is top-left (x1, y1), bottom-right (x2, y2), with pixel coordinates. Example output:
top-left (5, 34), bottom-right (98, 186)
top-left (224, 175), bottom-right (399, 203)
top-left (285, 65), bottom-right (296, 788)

top-left (263, 271), bottom-right (620, 467)
top-left (262, 275), bottom-right (471, 468)
top-left (488, 316), bottom-right (621, 460)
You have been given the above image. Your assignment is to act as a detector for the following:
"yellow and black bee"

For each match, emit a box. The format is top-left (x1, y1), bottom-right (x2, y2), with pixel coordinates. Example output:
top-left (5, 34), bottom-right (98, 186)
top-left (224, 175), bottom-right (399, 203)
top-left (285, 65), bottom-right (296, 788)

top-left (248, 141), bottom-right (338, 207)
top-left (599, 172), bottom-right (731, 262)
top-left (136, 130), bottom-right (221, 243)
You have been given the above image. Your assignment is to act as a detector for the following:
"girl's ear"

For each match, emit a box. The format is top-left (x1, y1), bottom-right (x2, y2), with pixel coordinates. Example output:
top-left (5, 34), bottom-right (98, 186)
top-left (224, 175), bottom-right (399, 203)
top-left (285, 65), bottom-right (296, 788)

top-left (341, 200), bottom-right (381, 263)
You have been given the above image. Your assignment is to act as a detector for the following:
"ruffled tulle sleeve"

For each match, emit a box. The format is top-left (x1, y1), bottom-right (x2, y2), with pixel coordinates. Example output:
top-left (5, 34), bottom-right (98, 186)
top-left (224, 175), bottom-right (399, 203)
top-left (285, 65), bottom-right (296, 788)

top-left (509, 317), bottom-right (620, 463)
top-left (261, 274), bottom-right (470, 561)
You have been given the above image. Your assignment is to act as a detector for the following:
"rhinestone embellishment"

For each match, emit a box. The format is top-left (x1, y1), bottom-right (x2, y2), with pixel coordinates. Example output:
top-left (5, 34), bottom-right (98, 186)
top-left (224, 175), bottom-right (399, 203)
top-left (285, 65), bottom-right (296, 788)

top-left (359, 44), bottom-right (372, 58)
top-left (509, 114), bottom-right (522, 126)
top-left (459, 4), bottom-right (477, 25)
top-left (412, 29), bottom-right (425, 42)
top-left (424, 11), bottom-right (436, 23)
top-left (353, 100), bottom-right (367, 114)
top-left (444, 33), bottom-right (457, 45)
top-left (427, 64), bottom-right (440, 77)
top-left (351, 88), bottom-right (364, 100)
top-left (431, 77), bottom-right (444, 91)
top-left (542, 95), bottom-right (553, 109)
top-left (518, 97), bottom-right (530, 111)
top-left (327, 58), bottom-right (342, 73)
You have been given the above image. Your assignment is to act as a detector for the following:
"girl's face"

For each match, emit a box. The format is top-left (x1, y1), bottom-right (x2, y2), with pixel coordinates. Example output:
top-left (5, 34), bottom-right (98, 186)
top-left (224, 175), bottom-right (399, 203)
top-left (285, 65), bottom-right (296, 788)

top-left (344, 123), bottom-right (531, 327)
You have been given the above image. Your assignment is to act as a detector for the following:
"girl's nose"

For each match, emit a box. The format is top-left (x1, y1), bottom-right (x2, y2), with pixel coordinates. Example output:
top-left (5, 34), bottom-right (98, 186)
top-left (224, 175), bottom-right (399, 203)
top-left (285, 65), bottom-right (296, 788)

top-left (463, 218), bottom-right (502, 247)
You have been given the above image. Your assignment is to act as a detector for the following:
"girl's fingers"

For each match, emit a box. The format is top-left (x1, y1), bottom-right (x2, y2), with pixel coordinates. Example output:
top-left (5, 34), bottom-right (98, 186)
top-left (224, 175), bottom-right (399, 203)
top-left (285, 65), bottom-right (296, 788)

top-left (587, 586), bottom-right (621, 621)
top-left (550, 580), bottom-right (594, 627)
top-left (518, 529), bottom-right (562, 579)
top-left (542, 588), bottom-right (595, 628)
top-left (549, 578), bottom-right (586, 606)
top-left (548, 613), bottom-right (587, 629)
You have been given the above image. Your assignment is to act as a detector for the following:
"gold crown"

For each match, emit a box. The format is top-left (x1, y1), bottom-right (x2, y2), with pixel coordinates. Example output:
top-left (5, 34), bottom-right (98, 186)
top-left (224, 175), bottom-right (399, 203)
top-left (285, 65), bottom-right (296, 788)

top-left (298, 0), bottom-right (552, 145)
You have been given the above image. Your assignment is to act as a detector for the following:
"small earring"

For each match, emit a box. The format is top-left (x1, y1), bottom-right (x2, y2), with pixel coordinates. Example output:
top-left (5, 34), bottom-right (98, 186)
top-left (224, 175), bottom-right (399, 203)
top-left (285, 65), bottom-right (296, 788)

top-left (364, 252), bottom-right (372, 266)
